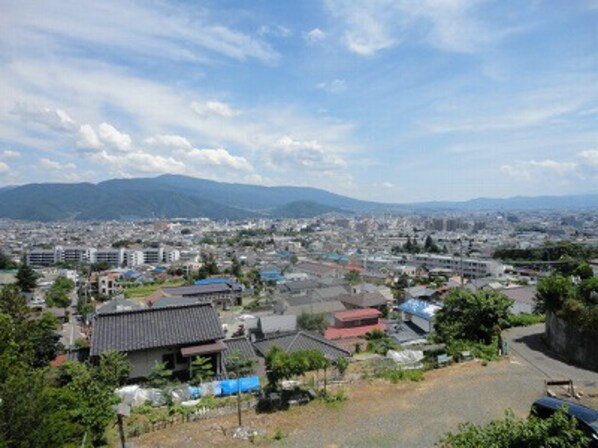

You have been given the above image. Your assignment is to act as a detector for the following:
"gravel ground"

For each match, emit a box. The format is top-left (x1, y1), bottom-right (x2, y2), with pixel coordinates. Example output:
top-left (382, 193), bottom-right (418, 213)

top-left (132, 359), bottom-right (556, 448)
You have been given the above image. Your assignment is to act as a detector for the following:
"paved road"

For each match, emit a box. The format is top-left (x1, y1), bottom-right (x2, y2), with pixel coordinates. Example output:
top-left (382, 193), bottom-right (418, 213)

top-left (503, 323), bottom-right (598, 389)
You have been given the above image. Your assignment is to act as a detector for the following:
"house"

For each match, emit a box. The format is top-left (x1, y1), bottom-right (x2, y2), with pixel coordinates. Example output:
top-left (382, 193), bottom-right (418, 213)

top-left (404, 286), bottom-right (439, 302)
top-left (147, 280), bottom-right (242, 309)
top-left (397, 298), bottom-right (442, 333)
top-left (294, 261), bottom-right (339, 279)
top-left (324, 308), bottom-right (385, 340)
top-left (90, 303), bottom-right (226, 380)
top-left (339, 290), bottom-right (388, 312)
top-left (497, 285), bottom-right (537, 314)
top-left (249, 315), bottom-right (298, 341)
top-left (253, 331), bottom-right (351, 362)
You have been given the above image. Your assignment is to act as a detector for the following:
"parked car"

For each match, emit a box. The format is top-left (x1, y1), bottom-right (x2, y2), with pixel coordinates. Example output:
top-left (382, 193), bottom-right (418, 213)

top-left (531, 397), bottom-right (598, 446)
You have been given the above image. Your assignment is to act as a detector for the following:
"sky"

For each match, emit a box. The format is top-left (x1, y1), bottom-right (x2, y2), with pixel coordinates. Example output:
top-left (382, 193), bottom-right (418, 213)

top-left (0, 0), bottom-right (597, 203)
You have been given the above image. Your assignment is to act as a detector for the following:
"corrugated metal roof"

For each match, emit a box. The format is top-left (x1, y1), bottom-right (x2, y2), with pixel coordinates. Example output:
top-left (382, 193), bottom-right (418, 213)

top-left (398, 299), bottom-right (442, 321)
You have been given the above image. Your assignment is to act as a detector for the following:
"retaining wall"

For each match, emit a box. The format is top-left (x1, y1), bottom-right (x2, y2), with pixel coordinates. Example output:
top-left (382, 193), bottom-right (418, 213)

top-left (545, 311), bottom-right (598, 372)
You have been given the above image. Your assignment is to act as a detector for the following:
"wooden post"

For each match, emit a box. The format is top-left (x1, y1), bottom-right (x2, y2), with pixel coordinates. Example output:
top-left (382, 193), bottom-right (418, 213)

top-left (117, 414), bottom-right (126, 448)
top-left (236, 363), bottom-right (242, 427)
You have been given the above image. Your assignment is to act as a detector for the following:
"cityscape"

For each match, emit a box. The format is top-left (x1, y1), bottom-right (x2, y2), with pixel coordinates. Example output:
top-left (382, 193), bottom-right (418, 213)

top-left (1, 1), bottom-right (597, 448)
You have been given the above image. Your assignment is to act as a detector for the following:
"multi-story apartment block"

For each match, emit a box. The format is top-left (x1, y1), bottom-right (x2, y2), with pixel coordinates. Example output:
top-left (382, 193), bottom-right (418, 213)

top-left (95, 248), bottom-right (125, 267)
top-left (142, 247), bottom-right (164, 265)
top-left (414, 253), bottom-right (504, 278)
top-left (27, 248), bottom-right (60, 266)
top-left (124, 250), bottom-right (144, 267)
top-left (58, 246), bottom-right (97, 264)
top-left (165, 249), bottom-right (180, 263)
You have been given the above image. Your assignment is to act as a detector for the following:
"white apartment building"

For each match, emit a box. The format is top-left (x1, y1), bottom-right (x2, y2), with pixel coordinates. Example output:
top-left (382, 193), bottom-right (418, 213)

top-left (165, 249), bottom-right (180, 263)
top-left (142, 247), bottom-right (164, 265)
top-left (95, 248), bottom-right (125, 267)
top-left (58, 246), bottom-right (96, 264)
top-left (27, 248), bottom-right (60, 266)
top-left (125, 250), bottom-right (144, 267)
top-left (414, 253), bottom-right (505, 278)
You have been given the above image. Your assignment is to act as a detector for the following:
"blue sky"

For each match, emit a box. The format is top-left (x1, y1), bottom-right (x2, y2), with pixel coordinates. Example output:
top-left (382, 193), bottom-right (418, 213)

top-left (0, 0), bottom-right (597, 202)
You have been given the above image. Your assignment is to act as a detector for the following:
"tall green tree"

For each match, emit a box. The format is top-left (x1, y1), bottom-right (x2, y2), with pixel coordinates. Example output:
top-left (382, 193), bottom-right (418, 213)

top-left (147, 361), bottom-right (173, 388)
top-left (96, 351), bottom-right (131, 388)
top-left (15, 263), bottom-right (38, 292)
top-left (434, 289), bottom-right (512, 345)
top-left (0, 250), bottom-right (17, 269)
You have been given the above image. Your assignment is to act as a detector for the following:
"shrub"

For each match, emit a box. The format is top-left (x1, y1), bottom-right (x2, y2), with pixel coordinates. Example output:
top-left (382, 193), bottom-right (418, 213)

top-left (506, 313), bottom-right (545, 328)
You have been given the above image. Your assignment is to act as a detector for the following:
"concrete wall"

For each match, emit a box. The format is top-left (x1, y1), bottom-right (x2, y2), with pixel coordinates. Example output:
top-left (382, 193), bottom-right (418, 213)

top-left (545, 311), bottom-right (598, 372)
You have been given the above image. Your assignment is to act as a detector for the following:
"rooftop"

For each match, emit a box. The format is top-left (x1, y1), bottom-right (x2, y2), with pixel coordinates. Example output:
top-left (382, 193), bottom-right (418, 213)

top-left (90, 302), bottom-right (224, 356)
top-left (334, 308), bottom-right (381, 321)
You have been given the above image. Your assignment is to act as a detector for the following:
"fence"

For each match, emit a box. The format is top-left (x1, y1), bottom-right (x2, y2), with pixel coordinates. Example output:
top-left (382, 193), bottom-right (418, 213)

top-left (125, 398), bottom-right (257, 438)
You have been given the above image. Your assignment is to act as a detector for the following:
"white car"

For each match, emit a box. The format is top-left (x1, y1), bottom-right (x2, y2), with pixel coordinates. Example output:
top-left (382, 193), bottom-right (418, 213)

top-left (238, 314), bottom-right (256, 321)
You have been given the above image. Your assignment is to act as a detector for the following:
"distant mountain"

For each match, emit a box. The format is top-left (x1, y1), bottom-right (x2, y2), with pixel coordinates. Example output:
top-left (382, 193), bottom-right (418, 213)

top-left (0, 174), bottom-right (596, 221)
top-left (270, 201), bottom-right (347, 218)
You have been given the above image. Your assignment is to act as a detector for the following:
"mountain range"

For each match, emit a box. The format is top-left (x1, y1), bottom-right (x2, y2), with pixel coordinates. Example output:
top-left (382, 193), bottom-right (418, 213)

top-left (0, 174), bottom-right (596, 221)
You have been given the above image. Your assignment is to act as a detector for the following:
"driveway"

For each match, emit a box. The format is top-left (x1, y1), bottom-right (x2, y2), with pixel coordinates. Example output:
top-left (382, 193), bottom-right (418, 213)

top-left (503, 323), bottom-right (598, 389)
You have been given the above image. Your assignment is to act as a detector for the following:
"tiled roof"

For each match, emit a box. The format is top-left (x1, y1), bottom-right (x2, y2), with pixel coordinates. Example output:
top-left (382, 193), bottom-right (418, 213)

top-left (224, 337), bottom-right (258, 361)
top-left (325, 322), bottom-right (386, 340)
top-left (497, 286), bottom-right (537, 305)
top-left (259, 315), bottom-right (297, 334)
top-left (162, 282), bottom-right (241, 296)
top-left (253, 331), bottom-right (350, 361)
top-left (90, 303), bottom-right (224, 356)
top-left (339, 291), bottom-right (388, 308)
top-left (334, 308), bottom-right (381, 321)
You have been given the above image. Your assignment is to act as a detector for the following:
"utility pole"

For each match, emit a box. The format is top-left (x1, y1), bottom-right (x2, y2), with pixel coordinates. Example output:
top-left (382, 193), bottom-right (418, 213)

top-left (459, 238), bottom-right (464, 287)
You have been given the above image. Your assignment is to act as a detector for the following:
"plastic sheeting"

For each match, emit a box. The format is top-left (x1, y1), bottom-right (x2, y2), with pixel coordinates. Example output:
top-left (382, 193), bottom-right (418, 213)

top-left (386, 349), bottom-right (424, 370)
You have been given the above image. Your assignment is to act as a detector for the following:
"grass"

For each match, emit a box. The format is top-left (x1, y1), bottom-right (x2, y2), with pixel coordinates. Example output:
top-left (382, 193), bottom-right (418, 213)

top-left (368, 359), bottom-right (425, 384)
top-left (506, 313), bottom-right (545, 328)
top-left (123, 278), bottom-right (186, 299)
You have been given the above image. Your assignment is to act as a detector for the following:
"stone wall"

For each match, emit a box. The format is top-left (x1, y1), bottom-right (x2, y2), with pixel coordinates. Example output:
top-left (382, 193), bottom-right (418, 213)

top-left (545, 311), bottom-right (598, 372)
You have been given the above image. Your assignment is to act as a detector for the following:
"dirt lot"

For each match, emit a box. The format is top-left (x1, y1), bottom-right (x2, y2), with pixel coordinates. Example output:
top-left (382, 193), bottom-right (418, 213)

top-left (130, 357), bottom-right (598, 448)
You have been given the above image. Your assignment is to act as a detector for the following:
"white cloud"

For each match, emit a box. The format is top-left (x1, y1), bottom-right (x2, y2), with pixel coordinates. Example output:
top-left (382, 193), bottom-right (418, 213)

top-left (0, 161), bottom-right (9, 173)
top-left (326, 0), bottom-right (516, 56)
top-left (180, 147), bottom-right (253, 172)
top-left (382, 181), bottom-right (393, 188)
top-left (317, 79), bottom-right (347, 94)
top-left (97, 122), bottom-right (132, 152)
top-left (145, 134), bottom-right (193, 150)
top-left (39, 157), bottom-right (76, 171)
top-left (1, 150), bottom-right (20, 159)
top-left (501, 159), bottom-right (578, 181)
top-left (258, 25), bottom-right (292, 38)
top-left (190, 100), bottom-right (240, 118)
top-left (578, 150), bottom-right (598, 167)
top-left (12, 103), bottom-right (76, 132)
top-left (304, 28), bottom-right (326, 43)
top-left (270, 135), bottom-right (346, 172)
top-left (77, 124), bottom-right (103, 150)
top-left (3, 1), bottom-right (279, 64)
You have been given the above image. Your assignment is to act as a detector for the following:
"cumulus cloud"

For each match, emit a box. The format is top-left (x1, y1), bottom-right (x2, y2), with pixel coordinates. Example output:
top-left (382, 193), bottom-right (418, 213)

top-left (12, 103), bottom-right (76, 132)
top-left (145, 134), bottom-right (193, 150)
top-left (39, 157), bottom-right (76, 171)
top-left (258, 25), bottom-right (292, 38)
top-left (270, 135), bottom-right (346, 172)
top-left (0, 162), bottom-right (9, 173)
top-left (304, 28), bottom-right (326, 42)
top-left (181, 147), bottom-right (253, 172)
top-left (190, 100), bottom-right (240, 118)
top-left (97, 123), bottom-right (132, 152)
top-left (317, 79), bottom-right (346, 94)
top-left (77, 124), bottom-right (103, 150)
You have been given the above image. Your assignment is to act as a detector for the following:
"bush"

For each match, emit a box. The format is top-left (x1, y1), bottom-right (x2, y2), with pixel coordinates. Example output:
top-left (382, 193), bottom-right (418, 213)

top-left (445, 338), bottom-right (499, 361)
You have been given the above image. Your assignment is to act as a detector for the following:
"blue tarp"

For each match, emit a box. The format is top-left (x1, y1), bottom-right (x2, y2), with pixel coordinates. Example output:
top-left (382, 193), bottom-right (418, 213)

top-left (195, 277), bottom-right (233, 285)
top-left (187, 376), bottom-right (260, 398)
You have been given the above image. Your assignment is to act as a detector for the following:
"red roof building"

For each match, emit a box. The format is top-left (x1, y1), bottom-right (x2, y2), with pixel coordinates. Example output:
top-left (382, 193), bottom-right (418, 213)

top-left (324, 307), bottom-right (385, 340)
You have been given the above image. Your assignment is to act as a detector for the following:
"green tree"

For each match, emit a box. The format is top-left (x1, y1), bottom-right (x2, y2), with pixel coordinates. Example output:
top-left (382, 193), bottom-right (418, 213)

top-left (0, 250), bottom-right (17, 269)
top-left (225, 350), bottom-right (256, 378)
top-left (147, 361), bottom-right (173, 388)
top-left (96, 351), bottom-right (130, 388)
top-left (45, 276), bottom-right (74, 309)
top-left (297, 312), bottom-right (328, 334)
top-left (265, 347), bottom-right (329, 390)
top-left (535, 275), bottom-right (576, 313)
top-left (439, 409), bottom-right (589, 448)
top-left (190, 356), bottom-right (213, 386)
top-left (15, 263), bottom-right (38, 292)
top-left (424, 235), bottom-right (440, 253)
top-left (231, 255), bottom-right (242, 279)
top-left (344, 270), bottom-right (362, 285)
top-left (434, 289), bottom-right (512, 345)
top-left (573, 262), bottom-right (594, 280)
top-left (578, 277), bottom-right (598, 306)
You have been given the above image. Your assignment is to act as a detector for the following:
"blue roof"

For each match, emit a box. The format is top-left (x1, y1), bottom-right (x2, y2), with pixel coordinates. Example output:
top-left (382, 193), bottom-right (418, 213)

top-left (398, 299), bottom-right (442, 321)
top-left (260, 270), bottom-right (281, 275)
